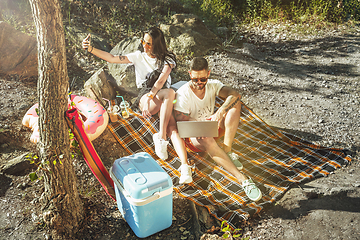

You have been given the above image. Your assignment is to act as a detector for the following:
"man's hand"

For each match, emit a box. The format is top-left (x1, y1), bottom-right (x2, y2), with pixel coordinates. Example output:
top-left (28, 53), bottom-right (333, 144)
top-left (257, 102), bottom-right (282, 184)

top-left (207, 109), bottom-right (225, 128)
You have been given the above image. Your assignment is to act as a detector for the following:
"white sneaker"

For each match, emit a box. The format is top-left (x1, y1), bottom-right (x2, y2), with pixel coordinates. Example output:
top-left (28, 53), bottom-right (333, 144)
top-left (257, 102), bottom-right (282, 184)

top-left (179, 164), bottom-right (193, 184)
top-left (152, 133), bottom-right (169, 160)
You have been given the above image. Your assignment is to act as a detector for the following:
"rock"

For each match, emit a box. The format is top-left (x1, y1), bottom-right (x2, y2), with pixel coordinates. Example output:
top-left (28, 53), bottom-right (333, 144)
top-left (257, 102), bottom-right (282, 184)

top-left (84, 37), bottom-right (141, 102)
top-left (216, 27), bottom-right (229, 37)
top-left (84, 68), bottom-right (117, 106)
top-left (160, 14), bottom-right (221, 56)
top-left (1, 152), bottom-right (33, 175)
top-left (0, 21), bottom-right (38, 77)
top-left (200, 233), bottom-right (221, 240)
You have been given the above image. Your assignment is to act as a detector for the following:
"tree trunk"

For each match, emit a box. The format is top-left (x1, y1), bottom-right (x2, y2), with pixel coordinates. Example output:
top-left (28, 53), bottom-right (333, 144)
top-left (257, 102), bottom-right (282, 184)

top-left (28, 0), bottom-right (84, 239)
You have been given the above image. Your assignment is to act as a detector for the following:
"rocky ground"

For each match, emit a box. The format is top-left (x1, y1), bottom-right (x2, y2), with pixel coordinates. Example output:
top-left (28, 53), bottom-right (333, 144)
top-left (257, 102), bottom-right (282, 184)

top-left (1, 12), bottom-right (360, 240)
top-left (208, 26), bottom-right (360, 239)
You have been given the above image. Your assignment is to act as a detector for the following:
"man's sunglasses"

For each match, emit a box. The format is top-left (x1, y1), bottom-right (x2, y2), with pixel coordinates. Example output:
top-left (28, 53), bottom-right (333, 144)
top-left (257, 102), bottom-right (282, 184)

top-left (191, 77), bottom-right (208, 83)
top-left (141, 39), bottom-right (151, 47)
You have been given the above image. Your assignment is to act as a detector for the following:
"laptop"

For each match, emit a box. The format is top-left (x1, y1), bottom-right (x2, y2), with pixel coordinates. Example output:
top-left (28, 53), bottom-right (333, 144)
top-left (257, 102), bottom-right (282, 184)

top-left (177, 121), bottom-right (218, 138)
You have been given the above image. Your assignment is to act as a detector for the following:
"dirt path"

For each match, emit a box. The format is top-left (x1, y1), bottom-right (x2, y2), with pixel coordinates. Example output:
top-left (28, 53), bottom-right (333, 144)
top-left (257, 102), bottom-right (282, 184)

top-left (1, 28), bottom-right (360, 239)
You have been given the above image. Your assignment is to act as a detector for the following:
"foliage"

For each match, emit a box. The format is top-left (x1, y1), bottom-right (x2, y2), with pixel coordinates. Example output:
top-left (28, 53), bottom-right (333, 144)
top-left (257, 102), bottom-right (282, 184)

top-left (243, 0), bottom-right (360, 24)
top-left (27, 151), bottom-right (63, 182)
top-left (220, 220), bottom-right (249, 240)
top-left (27, 151), bottom-right (64, 182)
top-left (27, 153), bottom-right (43, 182)
top-left (219, 30), bottom-right (244, 50)
top-left (178, 0), bottom-right (359, 28)
top-left (78, 186), bottom-right (99, 198)
top-left (2, 0), bottom-right (359, 60)
top-left (343, 0), bottom-right (360, 21)
top-left (180, 0), bottom-right (244, 25)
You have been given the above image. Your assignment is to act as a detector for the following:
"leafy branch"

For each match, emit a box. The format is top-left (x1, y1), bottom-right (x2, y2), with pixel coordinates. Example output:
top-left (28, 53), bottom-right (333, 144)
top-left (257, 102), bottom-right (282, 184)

top-left (221, 220), bottom-right (249, 240)
top-left (27, 153), bottom-right (50, 182)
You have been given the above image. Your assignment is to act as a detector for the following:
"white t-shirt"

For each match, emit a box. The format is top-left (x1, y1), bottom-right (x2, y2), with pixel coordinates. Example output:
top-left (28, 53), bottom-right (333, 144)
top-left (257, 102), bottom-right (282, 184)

top-left (174, 79), bottom-right (224, 120)
top-left (126, 50), bottom-right (175, 88)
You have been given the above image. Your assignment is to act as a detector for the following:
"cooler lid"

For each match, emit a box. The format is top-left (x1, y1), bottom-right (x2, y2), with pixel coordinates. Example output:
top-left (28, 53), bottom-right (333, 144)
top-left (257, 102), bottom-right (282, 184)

top-left (111, 152), bottom-right (172, 199)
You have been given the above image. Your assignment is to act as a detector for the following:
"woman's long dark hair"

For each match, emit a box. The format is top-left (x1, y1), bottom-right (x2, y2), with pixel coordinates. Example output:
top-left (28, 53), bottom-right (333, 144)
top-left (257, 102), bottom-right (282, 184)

top-left (143, 27), bottom-right (177, 69)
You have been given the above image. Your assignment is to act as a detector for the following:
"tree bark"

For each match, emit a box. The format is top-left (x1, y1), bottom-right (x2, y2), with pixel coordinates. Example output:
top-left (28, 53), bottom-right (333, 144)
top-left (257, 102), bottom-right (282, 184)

top-left (28, 0), bottom-right (84, 239)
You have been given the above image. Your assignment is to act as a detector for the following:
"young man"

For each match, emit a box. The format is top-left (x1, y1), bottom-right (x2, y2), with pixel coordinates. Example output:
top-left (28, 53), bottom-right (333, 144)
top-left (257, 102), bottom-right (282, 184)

top-left (173, 57), bottom-right (262, 202)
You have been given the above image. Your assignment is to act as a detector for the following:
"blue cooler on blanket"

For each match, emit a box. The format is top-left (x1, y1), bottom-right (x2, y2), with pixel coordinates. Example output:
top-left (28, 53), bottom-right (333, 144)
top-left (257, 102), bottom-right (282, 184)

top-left (110, 152), bottom-right (173, 238)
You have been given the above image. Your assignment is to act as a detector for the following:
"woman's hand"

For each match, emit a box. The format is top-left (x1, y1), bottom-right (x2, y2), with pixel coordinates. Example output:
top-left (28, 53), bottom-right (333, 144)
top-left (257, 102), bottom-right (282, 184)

top-left (82, 33), bottom-right (91, 51)
top-left (141, 96), bottom-right (152, 118)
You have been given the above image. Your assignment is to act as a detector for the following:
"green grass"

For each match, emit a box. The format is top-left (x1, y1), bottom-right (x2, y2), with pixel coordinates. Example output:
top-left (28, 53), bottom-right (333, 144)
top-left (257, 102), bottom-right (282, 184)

top-left (78, 186), bottom-right (99, 198)
top-left (178, 0), bottom-right (359, 36)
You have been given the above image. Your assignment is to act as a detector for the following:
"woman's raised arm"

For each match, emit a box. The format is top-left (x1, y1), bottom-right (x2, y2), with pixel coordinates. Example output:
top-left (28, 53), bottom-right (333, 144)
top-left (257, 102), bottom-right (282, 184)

top-left (82, 34), bottom-right (131, 64)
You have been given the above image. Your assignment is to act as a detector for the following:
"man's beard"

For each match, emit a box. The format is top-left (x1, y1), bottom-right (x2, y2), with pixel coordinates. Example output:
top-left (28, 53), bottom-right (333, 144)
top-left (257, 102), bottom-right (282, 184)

top-left (192, 82), bottom-right (206, 90)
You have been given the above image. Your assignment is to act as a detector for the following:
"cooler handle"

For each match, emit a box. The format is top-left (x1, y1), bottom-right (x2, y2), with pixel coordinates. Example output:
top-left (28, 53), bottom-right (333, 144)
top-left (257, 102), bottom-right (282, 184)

top-left (111, 170), bottom-right (164, 206)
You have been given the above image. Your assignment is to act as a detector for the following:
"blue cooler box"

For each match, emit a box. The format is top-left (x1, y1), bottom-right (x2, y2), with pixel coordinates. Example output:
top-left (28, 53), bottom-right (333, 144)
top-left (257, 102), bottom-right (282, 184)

top-left (110, 152), bottom-right (173, 238)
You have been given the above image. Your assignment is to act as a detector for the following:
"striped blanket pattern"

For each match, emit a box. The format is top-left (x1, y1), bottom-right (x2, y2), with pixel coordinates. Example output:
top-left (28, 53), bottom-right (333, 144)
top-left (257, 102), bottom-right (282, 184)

top-left (108, 99), bottom-right (351, 227)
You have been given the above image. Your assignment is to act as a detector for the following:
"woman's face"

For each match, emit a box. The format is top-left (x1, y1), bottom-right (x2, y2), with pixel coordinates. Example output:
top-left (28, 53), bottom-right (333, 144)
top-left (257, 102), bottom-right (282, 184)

top-left (142, 33), bottom-right (154, 57)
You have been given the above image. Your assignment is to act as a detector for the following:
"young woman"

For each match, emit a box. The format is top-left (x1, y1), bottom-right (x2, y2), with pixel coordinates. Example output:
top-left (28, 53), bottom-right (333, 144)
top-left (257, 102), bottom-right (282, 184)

top-left (82, 27), bottom-right (192, 184)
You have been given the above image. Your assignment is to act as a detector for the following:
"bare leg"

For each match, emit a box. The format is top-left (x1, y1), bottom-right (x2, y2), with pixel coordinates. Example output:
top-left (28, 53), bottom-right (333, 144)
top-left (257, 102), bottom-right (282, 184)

top-left (191, 132), bottom-right (262, 201)
top-left (139, 88), bottom-right (175, 140)
top-left (190, 137), bottom-right (247, 183)
top-left (167, 114), bottom-right (188, 165)
top-left (221, 101), bottom-right (241, 153)
top-left (139, 89), bottom-right (192, 182)
top-left (167, 104), bottom-right (192, 184)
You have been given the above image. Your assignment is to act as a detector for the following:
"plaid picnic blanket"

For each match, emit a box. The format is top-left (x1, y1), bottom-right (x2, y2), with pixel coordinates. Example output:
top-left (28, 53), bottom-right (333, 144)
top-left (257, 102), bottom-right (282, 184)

top-left (108, 98), bottom-right (351, 228)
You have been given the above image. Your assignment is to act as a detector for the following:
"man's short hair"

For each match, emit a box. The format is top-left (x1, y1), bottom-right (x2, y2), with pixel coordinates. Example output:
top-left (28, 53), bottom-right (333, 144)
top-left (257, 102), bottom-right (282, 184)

top-left (190, 57), bottom-right (209, 71)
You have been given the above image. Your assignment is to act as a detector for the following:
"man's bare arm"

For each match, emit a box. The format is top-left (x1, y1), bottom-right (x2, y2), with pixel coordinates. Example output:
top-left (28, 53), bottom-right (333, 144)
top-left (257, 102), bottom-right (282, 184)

top-left (222, 95), bottom-right (241, 111)
top-left (217, 86), bottom-right (241, 115)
